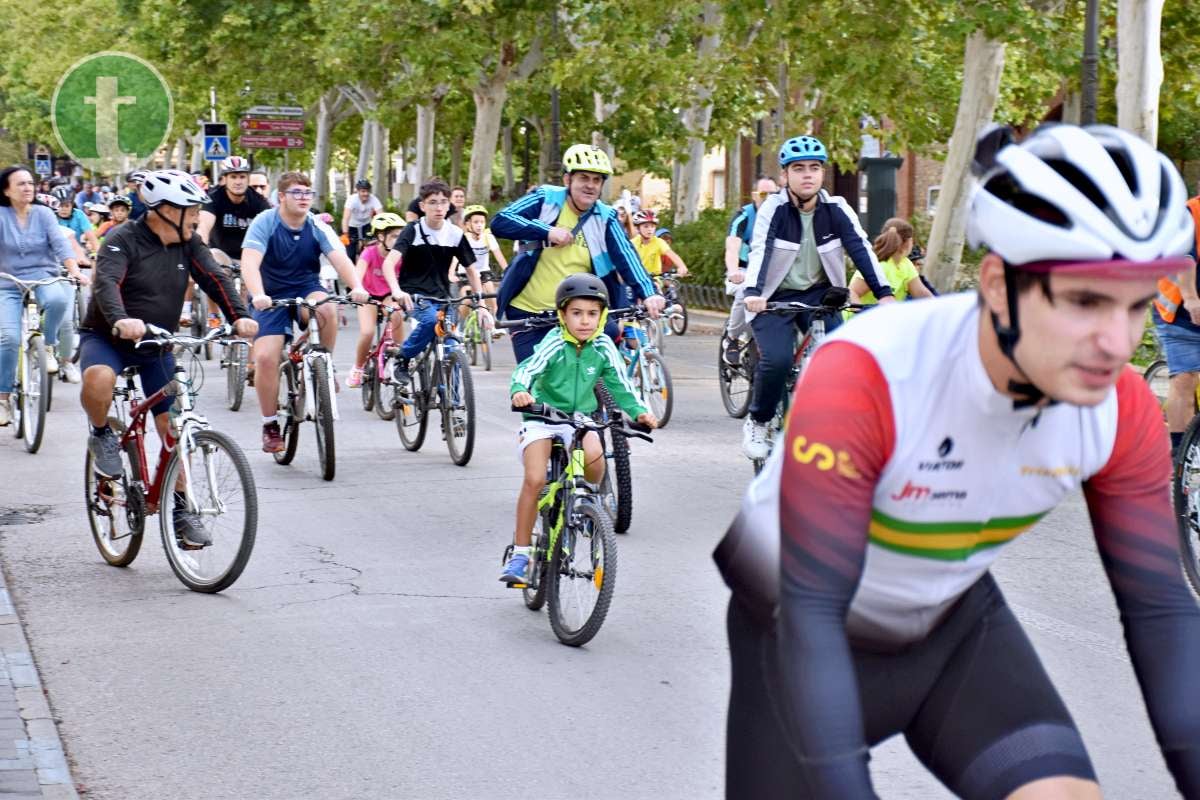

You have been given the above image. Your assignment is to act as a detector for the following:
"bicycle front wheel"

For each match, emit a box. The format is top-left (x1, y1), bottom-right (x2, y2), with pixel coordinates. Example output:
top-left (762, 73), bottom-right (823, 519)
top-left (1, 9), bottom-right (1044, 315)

top-left (159, 429), bottom-right (257, 593)
top-left (274, 362), bottom-right (302, 465)
top-left (718, 333), bottom-right (754, 419)
top-left (443, 350), bottom-right (475, 466)
top-left (85, 418), bottom-right (145, 567)
top-left (642, 350), bottom-right (673, 428)
top-left (669, 301), bottom-right (689, 336)
top-left (225, 341), bottom-right (247, 411)
top-left (396, 358), bottom-right (429, 451)
top-left (21, 336), bottom-right (48, 453)
top-left (311, 359), bottom-right (336, 481)
top-left (547, 501), bottom-right (616, 647)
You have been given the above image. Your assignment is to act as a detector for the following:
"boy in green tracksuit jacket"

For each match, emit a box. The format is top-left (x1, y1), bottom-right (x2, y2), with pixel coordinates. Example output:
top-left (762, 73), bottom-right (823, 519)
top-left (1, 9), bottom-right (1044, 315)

top-left (501, 273), bottom-right (657, 584)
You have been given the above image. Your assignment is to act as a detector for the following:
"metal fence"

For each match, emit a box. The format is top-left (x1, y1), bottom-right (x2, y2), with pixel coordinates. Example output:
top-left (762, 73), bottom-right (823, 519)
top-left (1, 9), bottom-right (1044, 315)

top-left (679, 283), bottom-right (732, 311)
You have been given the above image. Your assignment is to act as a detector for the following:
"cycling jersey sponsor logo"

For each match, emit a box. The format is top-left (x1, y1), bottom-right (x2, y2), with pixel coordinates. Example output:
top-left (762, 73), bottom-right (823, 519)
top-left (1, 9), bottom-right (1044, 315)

top-left (919, 436), bottom-right (963, 471)
top-left (938, 437), bottom-right (953, 457)
top-left (890, 480), bottom-right (968, 502)
top-left (1020, 465), bottom-right (1080, 478)
top-left (791, 435), bottom-right (861, 479)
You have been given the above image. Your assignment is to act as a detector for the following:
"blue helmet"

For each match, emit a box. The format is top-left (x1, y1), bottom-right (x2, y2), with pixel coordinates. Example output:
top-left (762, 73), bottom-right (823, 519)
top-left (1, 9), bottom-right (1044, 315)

top-left (655, 227), bottom-right (671, 239)
top-left (779, 135), bottom-right (827, 166)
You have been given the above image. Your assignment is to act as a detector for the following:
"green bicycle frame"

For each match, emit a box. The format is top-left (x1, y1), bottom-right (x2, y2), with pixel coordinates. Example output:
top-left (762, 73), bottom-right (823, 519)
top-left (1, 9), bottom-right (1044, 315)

top-left (536, 445), bottom-right (590, 562)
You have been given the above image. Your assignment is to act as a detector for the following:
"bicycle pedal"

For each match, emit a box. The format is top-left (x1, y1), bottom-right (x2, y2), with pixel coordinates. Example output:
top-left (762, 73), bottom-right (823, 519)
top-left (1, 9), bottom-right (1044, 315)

top-left (508, 583), bottom-right (528, 590)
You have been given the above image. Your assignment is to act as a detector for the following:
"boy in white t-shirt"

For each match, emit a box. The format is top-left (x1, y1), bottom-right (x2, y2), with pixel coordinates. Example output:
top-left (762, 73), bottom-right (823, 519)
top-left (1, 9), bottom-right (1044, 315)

top-left (454, 205), bottom-right (507, 327)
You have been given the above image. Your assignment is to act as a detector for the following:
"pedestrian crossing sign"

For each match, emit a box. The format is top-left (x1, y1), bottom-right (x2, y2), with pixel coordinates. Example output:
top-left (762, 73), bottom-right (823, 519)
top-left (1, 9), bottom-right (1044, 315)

top-left (204, 135), bottom-right (230, 161)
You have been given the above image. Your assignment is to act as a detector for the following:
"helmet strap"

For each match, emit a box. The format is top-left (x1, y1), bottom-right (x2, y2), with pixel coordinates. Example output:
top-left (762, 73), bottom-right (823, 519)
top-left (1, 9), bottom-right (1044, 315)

top-left (151, 203), bottom-right (188, 245)
top-left (989, 267), bottom-right (1050, 410)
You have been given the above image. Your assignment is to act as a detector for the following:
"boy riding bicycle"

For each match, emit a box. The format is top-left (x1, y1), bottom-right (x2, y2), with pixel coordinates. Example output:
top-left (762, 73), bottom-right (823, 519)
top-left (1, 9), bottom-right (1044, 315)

top-left (502, 274), bottom-right (657, 584)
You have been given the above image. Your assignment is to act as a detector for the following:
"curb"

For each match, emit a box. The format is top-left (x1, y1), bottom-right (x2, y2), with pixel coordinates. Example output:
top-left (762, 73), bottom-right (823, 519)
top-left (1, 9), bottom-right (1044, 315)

top-left (0, 577), bottom-right (78, 799)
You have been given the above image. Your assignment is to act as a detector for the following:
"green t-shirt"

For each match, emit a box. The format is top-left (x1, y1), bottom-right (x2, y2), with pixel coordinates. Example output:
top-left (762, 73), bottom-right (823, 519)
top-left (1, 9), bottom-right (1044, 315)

top-left (777, 209), bottom-right (823, 292)
top-left (512, 203), bottom-right (591, 313)
top-left (859, 256), bottom-right (919, 303)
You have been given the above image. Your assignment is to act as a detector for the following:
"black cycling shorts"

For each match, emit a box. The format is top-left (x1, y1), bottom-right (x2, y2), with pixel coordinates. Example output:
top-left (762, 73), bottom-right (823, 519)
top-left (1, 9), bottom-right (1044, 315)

top-left (725, 573), bottom-right (1095, 800)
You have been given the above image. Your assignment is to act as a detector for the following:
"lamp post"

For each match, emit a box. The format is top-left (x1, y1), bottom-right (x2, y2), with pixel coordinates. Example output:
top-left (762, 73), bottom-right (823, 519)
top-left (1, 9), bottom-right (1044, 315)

top-left (1081, 0), bottom-right (1099, 125)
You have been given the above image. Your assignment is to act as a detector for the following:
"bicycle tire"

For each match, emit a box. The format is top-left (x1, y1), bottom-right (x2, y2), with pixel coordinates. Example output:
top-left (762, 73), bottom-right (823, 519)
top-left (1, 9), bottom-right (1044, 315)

top-left (1176, 412), bottom-right (1200, 596)
top-left (22, 336), bottom-right (48, 454)
top-left (643, 350), bottom-right (673, 428)
top-left (225, 342), bottom-right (247, 411)
top-left (190, 292), bottom-right (209, 358)
top-left (159, 428), bottom-right (257, 593)
top-left (374, 352), bottom-right (396, 421)
top-left (45, 357), bottom-right (54, 411)
top-left (443, 349), bottom-right (476, 466)
top-left (396, 356), bottom-right (429, 451)
top-left (669, 301), bottom-right (689, 336)
top-left (523, 510), bottom-right (551, 611)
top-left (274, 362), bottom-right (302, 466)
top-left (594, 382), bottom-right (633, 533)
top-left (718, 333), bottom-right (753, 419)
top-left (481, 337), bottom-right (492, 372)
top-left (311, 359), bottom-right (336, 481)
top-left (361, 358), bottom-right (376, 412)
top-left (465, 325), bottom-right (478, 366)
top-left (85, 418), bottom-right (144, 567)
top-left (547, 501), bottom-right (616, 647)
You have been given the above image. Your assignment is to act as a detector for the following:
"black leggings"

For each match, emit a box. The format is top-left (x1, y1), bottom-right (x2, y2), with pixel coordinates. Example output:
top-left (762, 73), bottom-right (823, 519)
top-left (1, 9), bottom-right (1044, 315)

top-left (725, 575), bottom-right (1096, 800)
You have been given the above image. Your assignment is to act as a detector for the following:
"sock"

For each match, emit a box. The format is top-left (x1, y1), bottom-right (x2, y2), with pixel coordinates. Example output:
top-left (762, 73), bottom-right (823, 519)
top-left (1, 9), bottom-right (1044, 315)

top-left (90, 423), bottom-right (108, 437)
top-left (262, 415), bottom-right (278, 426)
top-left (510, 545), bottom-right (532, 559)
top-left (1172, 431), bottom-right (1183, 453)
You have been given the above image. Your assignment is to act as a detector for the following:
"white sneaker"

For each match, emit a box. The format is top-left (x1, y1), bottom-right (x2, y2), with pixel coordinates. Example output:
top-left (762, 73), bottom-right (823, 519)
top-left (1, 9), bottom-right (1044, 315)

top-left (0, 398), bottom-right (9, 427)
top-left (62, 362), bottom-right (81, 383)
top-left (742, 417), bottom-right (770, 461)
top-left (45, 352), bottom-right (59, 374)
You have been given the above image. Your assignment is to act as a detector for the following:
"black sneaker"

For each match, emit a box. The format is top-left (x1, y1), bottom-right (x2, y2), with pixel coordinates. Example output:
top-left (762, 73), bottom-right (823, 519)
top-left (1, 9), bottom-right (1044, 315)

top-left (173, 507), bottom-right (212, 549)
top-left (393, 362), bottom-right (411, 388)
top-left (88, 427), bottom-right (123, 478)
top-left (723, 336), bottom-right (741, 367)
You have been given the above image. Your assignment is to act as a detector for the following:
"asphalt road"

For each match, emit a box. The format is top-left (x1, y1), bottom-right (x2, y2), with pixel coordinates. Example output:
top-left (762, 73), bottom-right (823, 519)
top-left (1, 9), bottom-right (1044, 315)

top-left (0, 324), bottom-right (1183, 799)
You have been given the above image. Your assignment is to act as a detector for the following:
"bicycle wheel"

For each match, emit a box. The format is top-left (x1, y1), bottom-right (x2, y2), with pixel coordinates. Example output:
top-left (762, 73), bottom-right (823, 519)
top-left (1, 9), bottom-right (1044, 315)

top-left (593, 382), bottom-right (633, 533)
top-left (159, 428), bottom-right (257, 592)
top-left (443, 349), bottom-right (476, 466)
top-left (464, 316), bottom-right (478, 366)
top-left (547, 500), bottom-right (616, 647)
top-left (669, 301), bottom-right (689, 336)
top-left (718, 333), bottom-right (754, 419)
top-left (190, 292), bottom-right (209, 358)
top-left (523, 511), bottom-right (552, 611)
top-left (374, 352), bottom-right (396, 421)
top-left (225, 341), bottom-right (247, 411)
top-left (311, 359), bottom-right (336, 481)
top-left (273, 362), bottom-right (302, 466)
top-left (1176, 412), bottom-right (1200, 595)
top-left (21, 336), bottom-right (48, 454)
top-left (642, 350), bottom-right (673, 428)
top-left (480, 332), bottom-right (492, 372)
top-left (85, 418), bottom-right (145, 567)
top-left (361, 358), bottom-right (376, 412)
top-left (396, 356), bottom-right (429, 451)
top-left (650, 319), bottom-right (665, 352)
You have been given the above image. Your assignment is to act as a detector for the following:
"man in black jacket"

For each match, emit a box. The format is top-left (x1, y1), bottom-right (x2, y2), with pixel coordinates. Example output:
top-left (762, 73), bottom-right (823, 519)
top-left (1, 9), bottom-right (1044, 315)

top-left (79, 170), bottom-right (256, 547)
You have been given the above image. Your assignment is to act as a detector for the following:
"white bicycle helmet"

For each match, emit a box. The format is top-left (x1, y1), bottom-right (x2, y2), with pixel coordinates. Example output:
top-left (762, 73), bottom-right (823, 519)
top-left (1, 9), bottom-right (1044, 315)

top-left (139, 169), bottom-right (209, 208)
top-left (221, 156), bottom-right (251, 175)
top-left (968, 123), bottom-right (1194, 275)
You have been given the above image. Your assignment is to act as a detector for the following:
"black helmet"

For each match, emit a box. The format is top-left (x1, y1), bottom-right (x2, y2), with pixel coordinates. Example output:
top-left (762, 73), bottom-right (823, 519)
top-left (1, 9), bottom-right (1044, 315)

top-left (555, 273), bottom-right (608, 310)
top-left (355, 179), bottom-right (371, 190)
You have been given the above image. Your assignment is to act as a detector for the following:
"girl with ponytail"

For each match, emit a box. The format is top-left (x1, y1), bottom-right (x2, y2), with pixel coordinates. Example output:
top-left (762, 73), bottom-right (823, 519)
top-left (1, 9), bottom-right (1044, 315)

top-left (846, 217), bottom-right (933, 316)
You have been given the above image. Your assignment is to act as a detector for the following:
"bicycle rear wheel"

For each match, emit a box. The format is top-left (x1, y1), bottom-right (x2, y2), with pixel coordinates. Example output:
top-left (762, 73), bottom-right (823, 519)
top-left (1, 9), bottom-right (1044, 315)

top-left (273, 362), bottom-right (302, 465)
top-left (547, 500), bottom-right (616, 647)
top-left (159, 428), bottom-right (257, 593)
top-left (225, 341), bottom-right (247, 411)
top-left (361, 358), bottom-right (376, 412)
top-left (396, 356), bottom-right (429, 451)
top-left (85, 418), bottom-right (145, 567)
top-left (374, 351), bottom-right (397, 421)
top-left (523, 510), bottom-right (552, 611)
top-left (642, 350), bottom-right (673, 428)
top-left (20, 336), bottom-right (48, 453)
top-left (443, 350), bottom-right (475, 466)
top-left (718, 333), bottom-right (754, 419)
top-left (311, 359), bottom-right (336, 481)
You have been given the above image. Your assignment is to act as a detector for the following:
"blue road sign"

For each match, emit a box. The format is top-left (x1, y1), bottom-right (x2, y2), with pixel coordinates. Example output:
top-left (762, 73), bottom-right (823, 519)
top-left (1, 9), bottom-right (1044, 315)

top-left (34, 156), bottom-right (52, 176)
top-left (203, 135), bottom-right (230, 161)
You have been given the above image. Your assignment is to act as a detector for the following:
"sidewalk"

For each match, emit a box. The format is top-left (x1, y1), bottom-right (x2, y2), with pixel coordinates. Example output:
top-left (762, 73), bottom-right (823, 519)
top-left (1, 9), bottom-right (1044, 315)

top-left (0, 509), bottom-right (77, 800)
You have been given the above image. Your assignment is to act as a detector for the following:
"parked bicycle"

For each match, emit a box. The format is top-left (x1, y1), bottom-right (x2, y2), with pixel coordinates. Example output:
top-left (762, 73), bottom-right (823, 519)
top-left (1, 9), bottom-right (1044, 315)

top-left (748, 286), bottom-right (859, 474)
top-left (613, 306), bottom-right (673, 428)
top-left (503, 402), bottom-right (653, 646)
top-left (0, 272), bottom-right (75, 453)
top-left (393, 295), bottom-right (476, 466)
top-left (85, 324), bottom-right (257, 593)
top-left (269, 295), bottom-right (353, 481)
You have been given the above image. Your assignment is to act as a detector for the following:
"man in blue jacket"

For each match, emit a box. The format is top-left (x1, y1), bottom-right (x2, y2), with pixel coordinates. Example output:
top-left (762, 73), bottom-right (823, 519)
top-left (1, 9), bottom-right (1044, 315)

top-left (741, 135), bottom-right (895, 460)
top-left (492, 144), bottom-right (665, 361)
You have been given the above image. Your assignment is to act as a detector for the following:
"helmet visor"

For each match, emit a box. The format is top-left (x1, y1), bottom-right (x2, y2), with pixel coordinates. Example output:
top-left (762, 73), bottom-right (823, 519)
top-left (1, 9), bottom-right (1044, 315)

top-left (1013, 255), bottom-right (1195, 279)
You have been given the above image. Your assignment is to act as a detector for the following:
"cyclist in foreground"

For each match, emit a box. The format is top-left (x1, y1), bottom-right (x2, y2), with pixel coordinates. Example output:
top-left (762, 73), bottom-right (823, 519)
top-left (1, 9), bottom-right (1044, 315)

top-left (78, 170), bottom-right (256, 547)
top-left (715, 123), bottom-right (1200, 798)
top-left (503, 274), bottom-right (656, 584)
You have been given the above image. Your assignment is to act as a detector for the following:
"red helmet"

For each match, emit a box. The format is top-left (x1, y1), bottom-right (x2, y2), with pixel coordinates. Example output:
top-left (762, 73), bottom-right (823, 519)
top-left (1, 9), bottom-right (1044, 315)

top-left (632, 209), bottom-right (658, 226)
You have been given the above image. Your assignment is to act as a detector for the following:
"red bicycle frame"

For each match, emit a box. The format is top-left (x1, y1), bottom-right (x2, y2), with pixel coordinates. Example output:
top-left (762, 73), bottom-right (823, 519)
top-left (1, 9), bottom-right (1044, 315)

top-left (115, 372), bottom-right (178, 515)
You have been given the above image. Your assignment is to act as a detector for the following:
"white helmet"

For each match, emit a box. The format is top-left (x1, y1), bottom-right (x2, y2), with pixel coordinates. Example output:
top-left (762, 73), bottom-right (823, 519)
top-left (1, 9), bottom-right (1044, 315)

top-left (221, 156), bottom-right (251, 175)
top-left (968, 123), bottom-right (1194, 275)
top-left (139, 169), bottom-right (210, 208)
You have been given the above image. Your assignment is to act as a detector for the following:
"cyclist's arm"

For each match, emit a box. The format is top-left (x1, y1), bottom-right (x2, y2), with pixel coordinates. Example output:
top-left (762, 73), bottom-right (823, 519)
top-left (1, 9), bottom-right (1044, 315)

top-left (491, 190), bottom-right (553, 244)
top-left (847, 273), bottom-right (869, 304)
top-left (607, 215), bottom-right (657, 301)
top-left (340, 202), bottom-right (352, 236)
top-left (1084, 369), bottom-right (1200, 796)
top-left (725, 209), bottom-right (749, 273)
top-left (314, 217), bottom-right (363, 291)
top-left (595, 337), bottom-right (648, 419)
top-left (93, 235), bottom-right (132, 325)
top-left (81, 224), bottom-right (99, 256)
top-left (662, 243), bottom-right (687, 273)
top-left (488, 232), bottom-right (508, 270)
top-left (187, 241), bottom-right (248, 321)
top-left (777, 341), bottom-right (895, 794)
top-left (829, 197), bottom-right (893, 300)
top-left (906, 276), bottom-right (934, 299)
top-left (196, 209), bottom-right (217, 245)
top-left (743, 196), bottom-right (780, 298)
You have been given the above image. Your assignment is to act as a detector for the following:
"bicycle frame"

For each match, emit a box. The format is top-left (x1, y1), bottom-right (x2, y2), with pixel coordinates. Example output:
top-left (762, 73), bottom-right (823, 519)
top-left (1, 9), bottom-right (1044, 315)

top-left (282, 299), bottom-right (341, 422)
top-left (537, 431), bottom-right (597, 565)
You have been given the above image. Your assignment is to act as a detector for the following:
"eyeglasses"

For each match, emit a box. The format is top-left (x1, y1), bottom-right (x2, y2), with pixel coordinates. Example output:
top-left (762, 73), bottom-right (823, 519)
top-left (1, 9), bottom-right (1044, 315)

top-left (285, 189), bottom-right (315, 199)
top-left (422, 198), bottom-right (450, 207)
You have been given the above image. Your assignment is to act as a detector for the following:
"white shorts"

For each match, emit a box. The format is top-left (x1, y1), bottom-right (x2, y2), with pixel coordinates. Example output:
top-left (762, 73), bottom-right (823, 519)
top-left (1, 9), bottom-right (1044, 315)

top-left (516, 419), bottom-right (566, 463)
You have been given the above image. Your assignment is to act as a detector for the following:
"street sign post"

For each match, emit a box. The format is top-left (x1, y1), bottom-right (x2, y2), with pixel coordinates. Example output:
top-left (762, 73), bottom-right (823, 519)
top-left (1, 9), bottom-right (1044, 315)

top-left (239, 135), bottom-right (305, 150)
top-left (239, 118), bottom-right (304, 133)
top-left (244, 105), bottom-right (305, 118)
top-left (202, 122), bottom-right (230, 161)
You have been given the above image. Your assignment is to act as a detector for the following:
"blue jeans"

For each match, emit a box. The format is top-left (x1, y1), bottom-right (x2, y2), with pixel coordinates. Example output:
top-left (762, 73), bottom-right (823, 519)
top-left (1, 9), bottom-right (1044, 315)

top-left (0, 281), bottom-right (71, 393)
top-left (401, 300), bottom-right (453, 359)
top-left (748, 285), bottom-right (843, 423)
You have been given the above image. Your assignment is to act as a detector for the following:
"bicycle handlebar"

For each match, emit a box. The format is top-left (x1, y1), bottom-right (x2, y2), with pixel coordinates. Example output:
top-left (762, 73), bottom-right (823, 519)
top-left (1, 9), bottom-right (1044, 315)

top-left (498, 310), bottom-right (557, 330)
top-left (513, 402), bottom-right (654, 441)
top-left (0, 273), bottom-right (76, 289)
top-left (268, 295), bottom-right (356, 310)
top-left (132, 322), bottom-right (235, 349)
